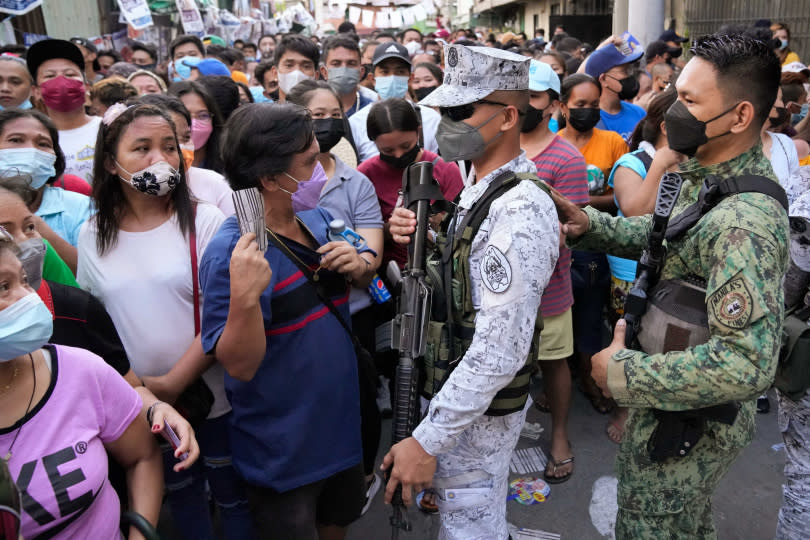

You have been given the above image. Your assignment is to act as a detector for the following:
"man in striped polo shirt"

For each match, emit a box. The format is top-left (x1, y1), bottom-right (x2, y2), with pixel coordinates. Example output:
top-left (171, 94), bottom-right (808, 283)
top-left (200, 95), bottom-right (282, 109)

top-left (520, 59), bottom-right (589, 484)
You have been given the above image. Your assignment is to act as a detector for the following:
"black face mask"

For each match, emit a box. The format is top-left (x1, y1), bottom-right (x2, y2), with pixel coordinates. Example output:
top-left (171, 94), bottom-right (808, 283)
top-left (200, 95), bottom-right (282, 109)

top-left (770, 107), bottom-right (790, 129)
top-left (414, 86), bottom-right (439, 102)
top-left (664, 100), bottom-right (740, 157)
top-left (521, 105), bottom-right (547, 133)
top-left (379, 143), bottom-right (420, 169)
top-left (617, 76), bottom-right (640, 101)
top-left (268, 89), bottom-right (280, 101)
top-left (566, 107), bottom-right (601, 132)
top-left (669, 47), bottom-right (682, 59)
top-left (313, 118), bottom-right (345, 153)
top-left (139, 63), bottom-right (157, 71)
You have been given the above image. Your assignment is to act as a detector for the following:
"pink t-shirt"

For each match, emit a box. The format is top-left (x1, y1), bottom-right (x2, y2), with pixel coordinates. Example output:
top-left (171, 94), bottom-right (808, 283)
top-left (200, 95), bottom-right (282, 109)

top-left (1, 344), bottom-right (142, 540)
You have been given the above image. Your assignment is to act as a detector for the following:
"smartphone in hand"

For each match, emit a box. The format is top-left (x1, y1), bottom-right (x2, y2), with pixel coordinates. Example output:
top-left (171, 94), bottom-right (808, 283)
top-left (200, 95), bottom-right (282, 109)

top-left (162, 423), bottom-right (190, 461)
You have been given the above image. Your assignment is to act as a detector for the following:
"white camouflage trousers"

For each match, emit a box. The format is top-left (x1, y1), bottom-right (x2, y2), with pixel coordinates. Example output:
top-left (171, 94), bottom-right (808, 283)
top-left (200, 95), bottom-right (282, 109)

top-left (433, 404), bottom-right (527, 540)
top-left (776, 389), bottom-right (810, 539)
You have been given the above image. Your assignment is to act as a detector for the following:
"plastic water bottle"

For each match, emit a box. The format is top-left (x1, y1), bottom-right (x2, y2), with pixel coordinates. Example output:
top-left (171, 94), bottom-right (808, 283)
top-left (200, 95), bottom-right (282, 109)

top-left (328, 219), bottom-right (392, 303)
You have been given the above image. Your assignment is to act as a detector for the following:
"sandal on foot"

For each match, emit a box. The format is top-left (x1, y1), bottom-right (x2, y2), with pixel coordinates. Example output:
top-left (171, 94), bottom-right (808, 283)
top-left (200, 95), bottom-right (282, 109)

top-left (544, 454), bottom-right (574, 485)
top-left (416, 489), bottom-right (438, 514)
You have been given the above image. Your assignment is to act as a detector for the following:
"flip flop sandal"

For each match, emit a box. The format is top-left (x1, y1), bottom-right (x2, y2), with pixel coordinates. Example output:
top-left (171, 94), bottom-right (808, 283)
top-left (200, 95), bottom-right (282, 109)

top-left (544, 454), bottom-right (574, 485)
top-left (533, 393), bottom-right (551, 413)
top-left (416, 489), bottom-right (439, 514)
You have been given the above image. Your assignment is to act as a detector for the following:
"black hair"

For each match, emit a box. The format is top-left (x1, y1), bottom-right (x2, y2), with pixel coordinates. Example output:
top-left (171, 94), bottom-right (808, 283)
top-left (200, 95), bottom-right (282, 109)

top-left (690, 33), bottom-right (780, 126)
top-left (413, 62), bottom-right (443, 82)
top-left (236, 82), bottom-right (254, 103)
top-left (321, 34), bottom-right (361, 63)
top-left (556, 37), bottom-right (582, 55)
top-left (377, 33), bottom-right (396, 42)
top-left (214, 47), bottom-right (245, 67)
top-left (0, 175), bottom-right (37, 207)
top-left (197, 76), bottom-right (240, 121)
top-left (97, 49), bottom-right (122, 64)
top-left (367, 98), bottom-right (420, 141)
top-left (0, 44), bottom-right (27, 58)
top-left (782, 82), bottom-right (805, 104)
top-left (107, 62), bottom-right (139, 79)
top-left (286, 79), bottom-right (341, 111)
top-left (91, 104), bottom-right (192, 255)
top-left (560, 73), bottom-right (602, 104)
top-left (424, 39), bottom-right (439, 48)
top-left (90, 78), bottom-right (138, 108)
top-left (399, 28), bottom-right (423, 42)
top-left (168, 80), bottom-right (225, 173)
top-left (132, 93), bottom-right (191, 126)
top-left (233, 39), bottom-right (245, 47)
top-left (338, 21), bottom-right (357, 34)
top-left (0, 109), bottom-right (65, 183)
top-left (629, 87), bottom-right (677, 150)
top-left (455, 39), bottom-right (478, 47)
top-left (243, 43), bottom-right (257, 55)
top-left (254, 60), bottom-right (275, 88)
top-left (221, 103), bottom-right (314, 191)
top-left (259, 34), bottom-right (276, 46)
top-left (170, 35), bottom-right (204, 60)
top-left (205, 44), bottom-right (225, 58)
top-left (273, 35), bottom-right (320, 67)
top-left (131, 41), bottom-right (157, 62)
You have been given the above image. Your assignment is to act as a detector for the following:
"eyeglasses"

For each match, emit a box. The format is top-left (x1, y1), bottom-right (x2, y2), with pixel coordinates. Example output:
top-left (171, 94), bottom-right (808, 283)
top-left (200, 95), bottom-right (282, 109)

top-left (439, 100), bottom-right (509, 122)
top-left (192, 112), bottom-right (212, 123)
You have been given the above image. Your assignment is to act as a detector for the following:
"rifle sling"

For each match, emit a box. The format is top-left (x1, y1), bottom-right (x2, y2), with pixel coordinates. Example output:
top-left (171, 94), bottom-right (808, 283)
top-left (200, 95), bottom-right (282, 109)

top-left (666, 174), bottom-right (788, 242)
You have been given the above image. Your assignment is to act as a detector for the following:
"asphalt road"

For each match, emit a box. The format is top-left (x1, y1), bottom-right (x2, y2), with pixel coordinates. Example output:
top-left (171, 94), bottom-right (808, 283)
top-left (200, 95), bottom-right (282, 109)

top-left (350, 385), bottom-right (786, 540)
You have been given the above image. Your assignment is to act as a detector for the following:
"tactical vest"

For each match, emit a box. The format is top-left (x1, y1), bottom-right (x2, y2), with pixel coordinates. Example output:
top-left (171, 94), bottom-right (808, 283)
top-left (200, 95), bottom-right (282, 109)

top-left (422, 171), bottom-right (548, 416)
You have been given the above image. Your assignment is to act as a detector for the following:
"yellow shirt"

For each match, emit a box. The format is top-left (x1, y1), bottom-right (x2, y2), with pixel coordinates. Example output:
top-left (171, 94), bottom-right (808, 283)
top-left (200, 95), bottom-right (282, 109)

top-left (782, 51), bottom-right (801, 66)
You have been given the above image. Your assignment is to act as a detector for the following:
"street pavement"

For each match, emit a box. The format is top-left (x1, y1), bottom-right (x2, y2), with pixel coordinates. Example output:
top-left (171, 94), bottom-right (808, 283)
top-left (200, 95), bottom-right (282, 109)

top-left (350, 384), bottom-right (786, 540)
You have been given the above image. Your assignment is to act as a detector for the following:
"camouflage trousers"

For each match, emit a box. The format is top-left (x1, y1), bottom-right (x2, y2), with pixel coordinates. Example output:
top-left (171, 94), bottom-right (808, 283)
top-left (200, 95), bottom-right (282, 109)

top-left (776, 389), bottom-right (810, 540)
top-left (433, 404), bottom-right (528, 540)
top-left (614, 402), bottom-right (755, 539)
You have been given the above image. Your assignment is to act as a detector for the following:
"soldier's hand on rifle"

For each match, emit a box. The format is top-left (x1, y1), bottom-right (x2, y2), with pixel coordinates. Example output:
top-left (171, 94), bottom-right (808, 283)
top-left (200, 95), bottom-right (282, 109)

top-left (381, 436), bottom-right (437, 506)
top-left (547, 185), bottom-right (590, 240)
top-left (230, 232), bottom-right (272, 306)
top-left (591, 319), bottom-right (628, 398)
top-left (388, 207), bottom-right (418, 245)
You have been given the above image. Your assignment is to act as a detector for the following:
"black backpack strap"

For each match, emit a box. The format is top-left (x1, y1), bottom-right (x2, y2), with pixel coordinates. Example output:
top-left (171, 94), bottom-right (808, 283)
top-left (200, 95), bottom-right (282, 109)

top-left (634, 149), bottom-right (653, 172)
top-left (666, 174), bottom-right (788, 242)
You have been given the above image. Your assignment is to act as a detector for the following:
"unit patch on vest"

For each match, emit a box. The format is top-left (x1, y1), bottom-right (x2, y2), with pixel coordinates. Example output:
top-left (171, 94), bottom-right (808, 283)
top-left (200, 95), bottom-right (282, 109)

top-left (708, 272), bottom-right (757, 329)
top-left (481, 245), bottom-right (511, 293)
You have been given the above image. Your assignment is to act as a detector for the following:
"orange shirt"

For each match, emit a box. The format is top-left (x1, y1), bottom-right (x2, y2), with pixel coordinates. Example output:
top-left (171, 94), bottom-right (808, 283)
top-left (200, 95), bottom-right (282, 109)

top-left (560, 127), bottom-right (629, 194)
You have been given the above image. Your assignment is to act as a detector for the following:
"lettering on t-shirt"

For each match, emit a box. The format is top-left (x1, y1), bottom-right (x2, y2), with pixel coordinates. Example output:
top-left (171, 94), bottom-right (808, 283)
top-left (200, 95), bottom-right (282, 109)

top-left (16, 444), bottom-right (94, 527)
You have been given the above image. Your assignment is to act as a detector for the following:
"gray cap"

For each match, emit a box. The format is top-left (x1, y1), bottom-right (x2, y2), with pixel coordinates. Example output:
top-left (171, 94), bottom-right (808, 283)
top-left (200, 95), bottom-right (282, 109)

top-left (419, 44), bottom-right (530, 108)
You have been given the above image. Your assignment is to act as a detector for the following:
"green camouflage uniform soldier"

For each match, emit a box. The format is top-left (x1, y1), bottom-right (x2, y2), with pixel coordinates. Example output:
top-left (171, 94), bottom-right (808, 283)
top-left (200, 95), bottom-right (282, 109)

top-left (552, 34), bottom-right (789, 538)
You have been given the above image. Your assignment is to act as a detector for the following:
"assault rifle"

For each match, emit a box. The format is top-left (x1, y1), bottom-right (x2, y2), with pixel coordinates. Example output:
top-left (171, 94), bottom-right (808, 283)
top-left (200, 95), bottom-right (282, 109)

top-left (623, 172), bottom-right (684, 347)
top-left (385, 161), bottom-right (439, 539)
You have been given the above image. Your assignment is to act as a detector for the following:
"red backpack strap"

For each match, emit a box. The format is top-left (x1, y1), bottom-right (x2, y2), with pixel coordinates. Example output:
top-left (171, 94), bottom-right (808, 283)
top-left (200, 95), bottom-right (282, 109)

top-left (189, 203), bottom-right (200, 336)
top-left (37, 280), bottom-right (55, 319)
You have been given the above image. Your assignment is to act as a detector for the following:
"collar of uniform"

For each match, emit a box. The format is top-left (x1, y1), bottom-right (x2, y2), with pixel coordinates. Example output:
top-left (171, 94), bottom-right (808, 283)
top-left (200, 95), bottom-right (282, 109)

top-left (677, 143), bottom-right (775, 186)
top-left (458, 151), bottom-right (536, 210)
top-left (36, 185), bottom-right (66, 217)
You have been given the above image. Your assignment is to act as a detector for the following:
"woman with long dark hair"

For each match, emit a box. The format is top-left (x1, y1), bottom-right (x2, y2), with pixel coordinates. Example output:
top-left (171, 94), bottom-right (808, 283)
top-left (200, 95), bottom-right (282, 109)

top-left (77, 103), bottom-right (253, 540)
top-left (169, 80), bottom-right (225, 173)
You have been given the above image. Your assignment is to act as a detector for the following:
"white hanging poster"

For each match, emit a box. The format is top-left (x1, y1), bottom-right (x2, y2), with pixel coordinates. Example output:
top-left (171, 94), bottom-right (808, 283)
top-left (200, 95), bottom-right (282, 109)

top-left (176, 0), bottom-right (205, 34)
top-left (348, 5), bottom-right (362, 24)
top-left (389, 10), bottom-right (403, 29)
top-left (361, 9), bottom-right (375, 28)
top-left (117, 0), bottom-right (154, 30)
top-left (402, 8), bottom-right (415, 26)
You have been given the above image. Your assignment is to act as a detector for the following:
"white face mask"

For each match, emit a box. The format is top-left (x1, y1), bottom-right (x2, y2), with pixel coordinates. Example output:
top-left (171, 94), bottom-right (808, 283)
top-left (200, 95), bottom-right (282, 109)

top-left (278, 70), bottom-right (313, 95)
top-left (405, 41), bottom-right (422, 56)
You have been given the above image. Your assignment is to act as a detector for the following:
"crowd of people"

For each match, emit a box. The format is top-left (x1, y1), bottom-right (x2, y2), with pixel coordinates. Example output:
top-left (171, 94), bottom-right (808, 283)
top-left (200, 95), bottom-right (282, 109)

top-left (0, 12), bottom-right (807, 540)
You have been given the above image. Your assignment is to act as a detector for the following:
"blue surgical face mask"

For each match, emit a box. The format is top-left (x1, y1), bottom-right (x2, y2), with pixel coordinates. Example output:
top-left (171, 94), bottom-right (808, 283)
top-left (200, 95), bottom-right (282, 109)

top-left (375, 75), bottom-right (410, 100)
top-left (0, 292), bottom-right (53, 362)
top-left (780, 39), bottom-right (789, 50)
top-left (0, 99), bottom-right (31, 111)
top-left (0, 148), bottom-right (57, 189)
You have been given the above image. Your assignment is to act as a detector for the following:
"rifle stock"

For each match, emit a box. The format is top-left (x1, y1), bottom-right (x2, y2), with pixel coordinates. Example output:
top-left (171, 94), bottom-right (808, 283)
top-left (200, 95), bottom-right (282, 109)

top-left (623, 172), bottom-right (684, 347)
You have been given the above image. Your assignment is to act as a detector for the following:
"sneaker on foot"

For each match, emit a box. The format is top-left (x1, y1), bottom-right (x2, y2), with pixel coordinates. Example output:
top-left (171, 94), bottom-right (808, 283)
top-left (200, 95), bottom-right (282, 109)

top-left (757, 394), bottom-right (770, 414)
top-left (361, 473), bottom-right (382, 516)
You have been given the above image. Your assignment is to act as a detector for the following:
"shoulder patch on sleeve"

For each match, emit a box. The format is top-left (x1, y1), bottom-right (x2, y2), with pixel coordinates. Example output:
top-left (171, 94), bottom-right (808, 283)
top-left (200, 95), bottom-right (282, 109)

top-left (480, 245), bottom-right (512, 293)
top-left (708, 271), bottom-right (764, 329)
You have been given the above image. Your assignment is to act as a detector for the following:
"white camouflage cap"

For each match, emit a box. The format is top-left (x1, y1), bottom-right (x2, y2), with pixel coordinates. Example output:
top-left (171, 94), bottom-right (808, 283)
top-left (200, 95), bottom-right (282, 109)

top-left (419, 44), bottom-right (530, 108)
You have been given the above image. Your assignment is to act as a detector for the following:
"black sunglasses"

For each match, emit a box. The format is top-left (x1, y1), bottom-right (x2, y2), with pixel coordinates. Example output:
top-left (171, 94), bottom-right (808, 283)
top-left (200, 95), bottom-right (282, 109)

top-left (439, 100), bottom-right (510, 122)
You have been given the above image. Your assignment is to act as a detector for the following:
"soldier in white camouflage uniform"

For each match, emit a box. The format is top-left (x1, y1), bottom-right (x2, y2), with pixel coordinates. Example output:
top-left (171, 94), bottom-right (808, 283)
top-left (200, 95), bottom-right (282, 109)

top-left (383, 45), bottom-right (559, 540)
top-left (776, 188), bottom-right (810, 540)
